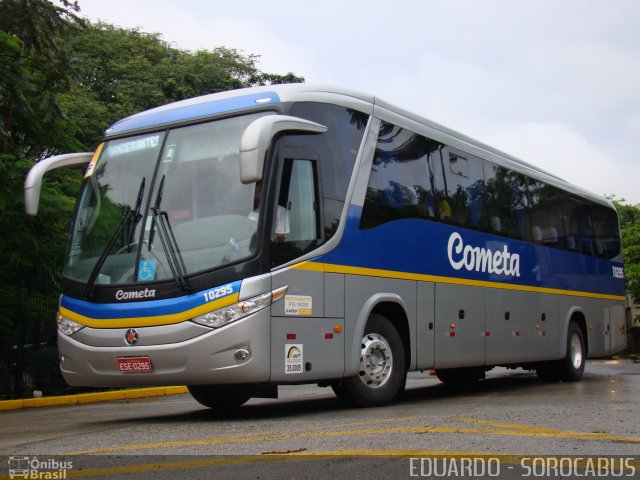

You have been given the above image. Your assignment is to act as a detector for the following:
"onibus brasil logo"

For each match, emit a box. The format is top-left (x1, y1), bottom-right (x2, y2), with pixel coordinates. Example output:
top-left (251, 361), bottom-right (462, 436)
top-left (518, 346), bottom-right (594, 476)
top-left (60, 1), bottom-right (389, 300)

top-left (7, 456), bottom-right (73, 479)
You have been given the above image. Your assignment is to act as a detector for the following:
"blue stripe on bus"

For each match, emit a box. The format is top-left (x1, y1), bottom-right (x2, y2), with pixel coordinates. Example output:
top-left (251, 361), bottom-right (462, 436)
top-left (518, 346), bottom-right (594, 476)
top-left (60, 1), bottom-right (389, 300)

top-left (106, 92), bottom-right (281, 136)
top-left (60, 280), bottom-right (242, 320)
top-left (319, 205), bottom-right (624, 297)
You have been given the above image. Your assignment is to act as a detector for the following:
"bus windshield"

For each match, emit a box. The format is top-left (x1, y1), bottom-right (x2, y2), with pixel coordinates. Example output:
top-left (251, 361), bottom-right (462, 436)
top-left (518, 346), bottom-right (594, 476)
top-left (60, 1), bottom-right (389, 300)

top-left (65, 112), bottom-right (271, 286)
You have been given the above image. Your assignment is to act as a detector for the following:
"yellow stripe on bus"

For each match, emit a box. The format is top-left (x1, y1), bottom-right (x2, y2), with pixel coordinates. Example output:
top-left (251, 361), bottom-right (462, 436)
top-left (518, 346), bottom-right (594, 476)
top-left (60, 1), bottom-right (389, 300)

top-left (60, 293), bottom-right (239, 329)
top-left (292, 262), bottom-right (625, 302)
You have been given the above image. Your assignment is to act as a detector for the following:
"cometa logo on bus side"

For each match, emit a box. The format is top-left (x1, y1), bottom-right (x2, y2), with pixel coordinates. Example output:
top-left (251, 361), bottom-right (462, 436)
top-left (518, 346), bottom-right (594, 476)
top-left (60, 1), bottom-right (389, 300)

top-left (447, 232), bottom-right (521, 278)
top-left (115, 288), bottom-right (156, 301)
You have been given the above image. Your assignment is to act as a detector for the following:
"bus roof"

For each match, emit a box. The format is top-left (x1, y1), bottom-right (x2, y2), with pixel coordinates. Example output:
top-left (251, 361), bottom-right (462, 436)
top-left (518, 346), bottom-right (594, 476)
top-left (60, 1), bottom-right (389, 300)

top-left (104, 83), bottom-right (613, 209)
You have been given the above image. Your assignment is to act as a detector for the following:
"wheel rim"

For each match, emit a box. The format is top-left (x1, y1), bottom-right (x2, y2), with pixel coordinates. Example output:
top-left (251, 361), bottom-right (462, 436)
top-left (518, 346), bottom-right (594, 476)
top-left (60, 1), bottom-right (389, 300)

top-left (358, 333), bottom-right (393, 388)
top-left (570, 333), bottom-right (583, 370)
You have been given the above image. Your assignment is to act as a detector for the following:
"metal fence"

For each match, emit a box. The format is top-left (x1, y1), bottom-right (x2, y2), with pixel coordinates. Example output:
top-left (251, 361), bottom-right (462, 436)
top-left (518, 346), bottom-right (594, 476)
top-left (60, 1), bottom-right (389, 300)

top-left (0, 266), bottom-right (67, 399)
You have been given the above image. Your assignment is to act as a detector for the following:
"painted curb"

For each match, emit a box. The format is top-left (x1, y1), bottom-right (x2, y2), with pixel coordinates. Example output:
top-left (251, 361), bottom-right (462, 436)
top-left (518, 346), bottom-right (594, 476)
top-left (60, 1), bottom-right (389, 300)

top-left (0, 386), bottom-right (188, 411)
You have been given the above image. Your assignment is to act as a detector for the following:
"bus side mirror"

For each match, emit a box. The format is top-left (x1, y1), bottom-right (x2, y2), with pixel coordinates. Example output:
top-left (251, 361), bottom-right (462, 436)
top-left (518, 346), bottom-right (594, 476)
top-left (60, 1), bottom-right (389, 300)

top-left (239, 115), bottom-right (327, 184)
top-left (24, 152), bottom-right (93, 215)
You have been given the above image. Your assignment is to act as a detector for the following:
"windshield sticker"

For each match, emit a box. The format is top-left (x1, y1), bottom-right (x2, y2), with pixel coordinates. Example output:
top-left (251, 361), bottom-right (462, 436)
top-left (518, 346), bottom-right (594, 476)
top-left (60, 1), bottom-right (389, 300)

top-left (137, 259), bottom-right (157, 282)
top-left (163, 144), bottom-right (176, 163)
top-left (285, 295), bottom-right (312, 316)
top-left (285, 344), bottom-right (303, 374)
top-left (84, 143), bottom-right (104, 178)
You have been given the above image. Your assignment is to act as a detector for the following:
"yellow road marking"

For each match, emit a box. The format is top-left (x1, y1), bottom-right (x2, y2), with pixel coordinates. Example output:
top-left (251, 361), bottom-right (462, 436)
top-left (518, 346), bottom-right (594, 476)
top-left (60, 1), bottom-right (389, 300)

top-left (455, 416), bottom-right (570, 434)
top-left (3, 450), bottom-right (637, 479)
top-left (333, 415), bottom-right (419, 428)
top-left (454, 416), bottom-right (639, 443)
top-left (65, 417), bottom-right (640, 455)
top-left (0, 456), bottom-right (306, 480)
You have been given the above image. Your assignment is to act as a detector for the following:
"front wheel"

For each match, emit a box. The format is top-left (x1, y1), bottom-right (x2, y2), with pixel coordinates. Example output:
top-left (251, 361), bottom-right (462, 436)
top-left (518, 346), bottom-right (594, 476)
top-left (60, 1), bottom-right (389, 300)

top-left (332, 314), bottom-right (406, 407)
top-left (187, 384), bottom-right (254, 410)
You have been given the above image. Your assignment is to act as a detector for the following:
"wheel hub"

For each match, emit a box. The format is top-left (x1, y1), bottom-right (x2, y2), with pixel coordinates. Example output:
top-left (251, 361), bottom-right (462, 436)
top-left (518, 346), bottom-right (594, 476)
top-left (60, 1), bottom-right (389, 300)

top-left (570, 333), bottom-right (583, 370)
top-left (358, 333), bottom-right (393, 388)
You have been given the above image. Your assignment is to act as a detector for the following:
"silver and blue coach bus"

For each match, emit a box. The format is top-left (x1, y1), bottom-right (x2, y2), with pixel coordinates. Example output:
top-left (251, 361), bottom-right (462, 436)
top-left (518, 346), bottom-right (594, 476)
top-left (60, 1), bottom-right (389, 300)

top-left (24, 84), bottom-right (626, 409)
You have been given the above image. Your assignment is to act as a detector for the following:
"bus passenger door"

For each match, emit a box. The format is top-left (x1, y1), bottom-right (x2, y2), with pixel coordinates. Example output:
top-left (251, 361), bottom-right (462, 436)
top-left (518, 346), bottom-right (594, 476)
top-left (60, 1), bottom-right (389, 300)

top-left (434, 284), bottom-right (486, 368)
top-left (269, 146), bottom-right (344, 382)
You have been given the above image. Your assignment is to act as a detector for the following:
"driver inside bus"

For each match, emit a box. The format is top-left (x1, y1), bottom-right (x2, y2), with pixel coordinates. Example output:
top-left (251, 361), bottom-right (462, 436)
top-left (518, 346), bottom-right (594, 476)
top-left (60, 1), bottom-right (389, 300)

top-left (249, 182), bottom-right (289, 241)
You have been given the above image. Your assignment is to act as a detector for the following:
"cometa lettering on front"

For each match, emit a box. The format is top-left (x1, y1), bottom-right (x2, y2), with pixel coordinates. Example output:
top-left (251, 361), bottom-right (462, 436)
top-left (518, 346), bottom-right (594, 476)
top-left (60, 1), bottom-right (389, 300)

top-left (447, 232), bottom-right (521, 278)
top-left (115, 288), bottom-right (156, 301)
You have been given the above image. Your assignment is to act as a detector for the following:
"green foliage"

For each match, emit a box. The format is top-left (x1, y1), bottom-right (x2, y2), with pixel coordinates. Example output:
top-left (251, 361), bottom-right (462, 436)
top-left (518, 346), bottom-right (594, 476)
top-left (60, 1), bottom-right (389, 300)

top-left (0, 4), bottom-right (304, 274)
top-left (0, 3), bottom-right (306, 284)
top-left (0, 0), bottom-right (84, 157)
top-left (611, 198), bottom-right (640, 307)
top-left (60, 23), bottom-right (304, 149)
top-left (0, 1), bottom-right (303, 397)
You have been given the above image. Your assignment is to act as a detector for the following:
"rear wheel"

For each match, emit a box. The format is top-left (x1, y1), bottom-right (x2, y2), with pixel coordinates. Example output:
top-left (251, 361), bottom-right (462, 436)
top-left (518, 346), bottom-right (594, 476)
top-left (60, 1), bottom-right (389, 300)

top-left (558, 322), bottom-right (586, 381)
top-left (187, 384), bottom-right (254, 410)
top-left (536, 321), bottom-right (585, 382)
top-left (332, 314), bottom-right (406, 407)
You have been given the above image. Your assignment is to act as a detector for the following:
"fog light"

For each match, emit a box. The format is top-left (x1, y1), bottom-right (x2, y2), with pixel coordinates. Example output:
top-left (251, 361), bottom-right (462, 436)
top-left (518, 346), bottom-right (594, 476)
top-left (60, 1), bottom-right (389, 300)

top-left (234, 348), bottom-right (251, 362)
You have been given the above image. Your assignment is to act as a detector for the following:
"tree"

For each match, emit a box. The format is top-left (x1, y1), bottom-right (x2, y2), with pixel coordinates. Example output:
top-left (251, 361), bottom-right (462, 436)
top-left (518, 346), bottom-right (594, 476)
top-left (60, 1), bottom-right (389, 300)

top-left (611, 198), bottom-right (640, 312)
top-left (0, 0), bottom-right (84, 273)
top-left (60, 23), bottom-right (304, 150)
top-left (0, 2), bottom-right (304, 397)
top-left (0, 0), bottom-right (83, 157)
top-left (0, 0), bottom-right (84, 397)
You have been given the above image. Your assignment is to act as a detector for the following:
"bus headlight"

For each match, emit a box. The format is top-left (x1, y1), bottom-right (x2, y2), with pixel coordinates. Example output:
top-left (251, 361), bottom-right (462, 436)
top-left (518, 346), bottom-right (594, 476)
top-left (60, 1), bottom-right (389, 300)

top-left (57, 313), bottom-right (85, 336)
top-left (192, 286), bottom-right (287, 329)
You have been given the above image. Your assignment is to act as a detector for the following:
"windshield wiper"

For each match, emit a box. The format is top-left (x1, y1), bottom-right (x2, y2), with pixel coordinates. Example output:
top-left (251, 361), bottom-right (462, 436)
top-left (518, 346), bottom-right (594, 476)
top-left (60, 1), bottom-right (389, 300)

top-left (149, 175), bottom-right (191, 291)
top-left (126, 177), bottom-right (146, 247)
top-left (84, 178), bottom-right (146, 298)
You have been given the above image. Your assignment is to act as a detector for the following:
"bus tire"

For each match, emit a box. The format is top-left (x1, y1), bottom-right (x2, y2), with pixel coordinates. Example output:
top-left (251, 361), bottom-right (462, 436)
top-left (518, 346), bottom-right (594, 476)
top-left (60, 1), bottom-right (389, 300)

top-left (187, 384), bottom-right (254, 410)
top-left (332, 314), bottom-right (406, 407)
top-left (536, 322), bottom-right (585, 382)
top-left (558, 321), bottom-right (586, 382)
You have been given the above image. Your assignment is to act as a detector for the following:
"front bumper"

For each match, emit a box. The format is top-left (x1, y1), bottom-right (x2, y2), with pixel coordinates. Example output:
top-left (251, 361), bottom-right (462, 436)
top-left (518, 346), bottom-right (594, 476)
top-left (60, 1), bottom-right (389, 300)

top-left (58, 308), bottom-right (271, 387)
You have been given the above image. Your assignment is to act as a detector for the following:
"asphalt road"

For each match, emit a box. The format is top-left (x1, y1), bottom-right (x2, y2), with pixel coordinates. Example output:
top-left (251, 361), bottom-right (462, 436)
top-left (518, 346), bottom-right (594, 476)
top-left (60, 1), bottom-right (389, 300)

top-left (1, 359), bottom-right (639, 479)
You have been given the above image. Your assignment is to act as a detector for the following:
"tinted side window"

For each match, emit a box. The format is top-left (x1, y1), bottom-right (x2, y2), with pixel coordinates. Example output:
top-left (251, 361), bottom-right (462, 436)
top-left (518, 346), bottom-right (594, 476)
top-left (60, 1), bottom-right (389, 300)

top-left (591, 205), bottom-right (621, 259)
top-left (432, 146), bottom-right (484, 230)
top-left (482, 163), bottom-right (528, 238)
top-left (274, 159), bottom-right (319, 242)
top-left (270, 155), bottom-right (321, 267)
top-left (562, 195), bottom-right (589, 254)
top-left (527, 180), bottom-right (566, 249)
top-left (360, 122), bottom-right (435, 229)
top-left (289, 102), bottom-right (369, 239)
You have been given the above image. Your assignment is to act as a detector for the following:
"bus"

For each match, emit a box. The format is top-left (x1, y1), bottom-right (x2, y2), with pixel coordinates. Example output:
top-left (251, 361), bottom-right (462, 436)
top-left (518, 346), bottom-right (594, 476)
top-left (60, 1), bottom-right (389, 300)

top-left (24, 84), bottom-right (626, 409)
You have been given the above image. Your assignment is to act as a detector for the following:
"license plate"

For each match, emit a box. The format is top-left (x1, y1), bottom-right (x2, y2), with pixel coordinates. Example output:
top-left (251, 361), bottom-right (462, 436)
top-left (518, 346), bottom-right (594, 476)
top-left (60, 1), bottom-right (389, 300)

top-left (117, 357), bottom-right (152, 373)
